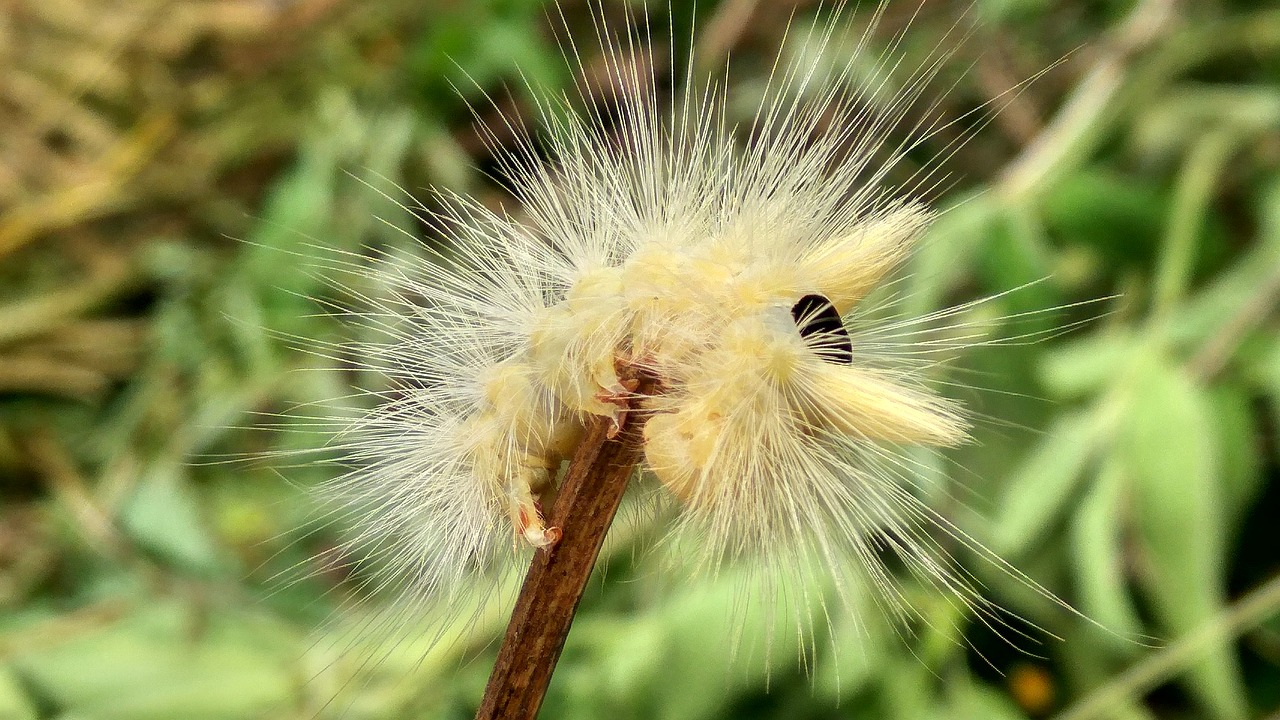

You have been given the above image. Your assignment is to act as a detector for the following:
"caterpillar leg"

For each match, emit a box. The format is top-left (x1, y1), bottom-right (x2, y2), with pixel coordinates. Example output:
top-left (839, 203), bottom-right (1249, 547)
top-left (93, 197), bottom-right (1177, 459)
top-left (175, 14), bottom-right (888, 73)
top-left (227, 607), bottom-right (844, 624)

top-left (592, 370), bottom-right (641, 438)
top-left (508, 466), bottom-right (561, 550)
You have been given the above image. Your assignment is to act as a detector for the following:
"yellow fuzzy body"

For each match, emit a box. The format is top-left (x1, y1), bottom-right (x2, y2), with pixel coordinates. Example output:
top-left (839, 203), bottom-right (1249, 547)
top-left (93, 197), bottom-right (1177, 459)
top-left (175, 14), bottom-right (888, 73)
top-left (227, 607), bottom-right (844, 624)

top-left (317, 6), bottom-right (1013, 648)
top-left (472, 205), bottom-right (966, 546)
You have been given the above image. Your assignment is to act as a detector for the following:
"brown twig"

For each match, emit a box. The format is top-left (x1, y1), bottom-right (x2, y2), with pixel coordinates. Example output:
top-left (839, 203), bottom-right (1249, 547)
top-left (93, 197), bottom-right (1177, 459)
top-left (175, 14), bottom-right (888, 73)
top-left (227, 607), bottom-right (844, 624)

top-left (0, 258), bottom-right (138, 347)
top-left (0, 111), bottom-right (175, 260)
top-left (19, 430), bottom-right (128, 559)
top-left (475, 374), bottom-right (655, 720)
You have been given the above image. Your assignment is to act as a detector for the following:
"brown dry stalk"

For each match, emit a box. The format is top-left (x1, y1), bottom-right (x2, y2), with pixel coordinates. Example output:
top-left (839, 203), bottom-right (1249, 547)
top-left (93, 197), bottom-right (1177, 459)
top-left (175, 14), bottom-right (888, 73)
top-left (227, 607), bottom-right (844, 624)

top-left (475, 375), bottom-right (655, 720)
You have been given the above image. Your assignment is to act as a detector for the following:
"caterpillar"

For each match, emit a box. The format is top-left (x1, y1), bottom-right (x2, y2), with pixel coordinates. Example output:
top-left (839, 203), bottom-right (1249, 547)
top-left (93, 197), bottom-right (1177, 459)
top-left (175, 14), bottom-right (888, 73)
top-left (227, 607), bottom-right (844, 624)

top-left (297, 0), bottom-right (1075, 687)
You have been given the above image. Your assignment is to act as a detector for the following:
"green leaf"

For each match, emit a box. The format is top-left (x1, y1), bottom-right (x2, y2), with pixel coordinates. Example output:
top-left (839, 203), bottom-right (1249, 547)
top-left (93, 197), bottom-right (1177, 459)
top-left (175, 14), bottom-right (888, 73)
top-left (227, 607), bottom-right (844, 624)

top-left (1207, 384), bottom-right (1264, 535)
top-left (976, 203), bottom-right (1060, 311)
top-left (1040, 170), bottom-right (1169, 271)
top-left (1040, 330), bottom-right (1140, 400)
top-left (0, 665), bottom-right (38, 720)
top-left (10, 604), bottom-right (294, 720)
top-left (1170, 221), bottom-right (1280, 352)
top-left (118, 465), bottom-right (222, 576)
top-left (882, 657), bottom-right (936, 720)
top-left (1247, 335), bottom-right (1280, 465)
top-left (1069, 458), bottom-right (1145, 652)
top-left (244, 146), bottom-right (337, 327)
top-left (1120, 353), bottom-right (1245, 720)
top-left (977, 0), bottom-right (1052, 25)
top-left (907, 193), bottom-right (1003, 316)
top-left (992, 410), bottom-right (1108, 557)
top-left (812, 558), bottom-right (893, 703)
top-left (1059, 639), bottom-right (1158, 720)
top-left (942, 680), bottom-right (1029, 720)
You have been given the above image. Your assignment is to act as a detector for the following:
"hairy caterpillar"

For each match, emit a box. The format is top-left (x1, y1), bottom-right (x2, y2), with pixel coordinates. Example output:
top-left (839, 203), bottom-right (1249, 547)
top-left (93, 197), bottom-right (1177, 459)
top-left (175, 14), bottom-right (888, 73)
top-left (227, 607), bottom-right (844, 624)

top-left (294, 0), bottom-right (1080, 693)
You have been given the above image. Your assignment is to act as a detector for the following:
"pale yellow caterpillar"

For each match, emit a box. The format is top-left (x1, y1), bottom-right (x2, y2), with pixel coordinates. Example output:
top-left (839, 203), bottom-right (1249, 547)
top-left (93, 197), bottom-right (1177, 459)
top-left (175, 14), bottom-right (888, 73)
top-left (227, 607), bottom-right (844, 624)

top-left (300, 0), bottom-right (1074, 684)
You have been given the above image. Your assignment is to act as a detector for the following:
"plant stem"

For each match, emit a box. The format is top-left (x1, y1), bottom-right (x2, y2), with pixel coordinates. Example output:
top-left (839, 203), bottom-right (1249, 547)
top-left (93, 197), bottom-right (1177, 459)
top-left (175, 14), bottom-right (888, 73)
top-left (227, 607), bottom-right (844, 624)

top-left (475, 375), bottom-right (654, 720)
top-left (1053, 572), bottom-right (1280, 720)
top-left (1151, 129), bottom-right (1237, 326)
top-left (997, 0), bottom-right (1177, 203)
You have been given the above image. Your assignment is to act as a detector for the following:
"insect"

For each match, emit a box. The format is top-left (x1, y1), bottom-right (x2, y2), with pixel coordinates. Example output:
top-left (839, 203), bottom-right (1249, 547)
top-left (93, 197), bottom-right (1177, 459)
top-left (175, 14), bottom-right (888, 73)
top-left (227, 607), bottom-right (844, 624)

top-left (306, 0), bottom-right (1065, 678)
top-left (461, 193), bottom-right (963, 551)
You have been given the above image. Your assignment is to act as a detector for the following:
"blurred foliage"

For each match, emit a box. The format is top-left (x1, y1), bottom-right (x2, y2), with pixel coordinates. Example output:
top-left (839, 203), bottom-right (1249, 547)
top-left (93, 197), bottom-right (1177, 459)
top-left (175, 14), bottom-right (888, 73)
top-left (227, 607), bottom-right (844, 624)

top-left (2, 0), bottom-right (1279, 718)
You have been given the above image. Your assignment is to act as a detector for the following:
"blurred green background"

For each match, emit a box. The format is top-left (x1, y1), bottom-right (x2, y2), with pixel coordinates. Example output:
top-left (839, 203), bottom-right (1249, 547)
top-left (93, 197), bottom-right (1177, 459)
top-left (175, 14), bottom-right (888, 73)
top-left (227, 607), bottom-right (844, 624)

top-left (2, 0), bottom-right (1279, 718)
